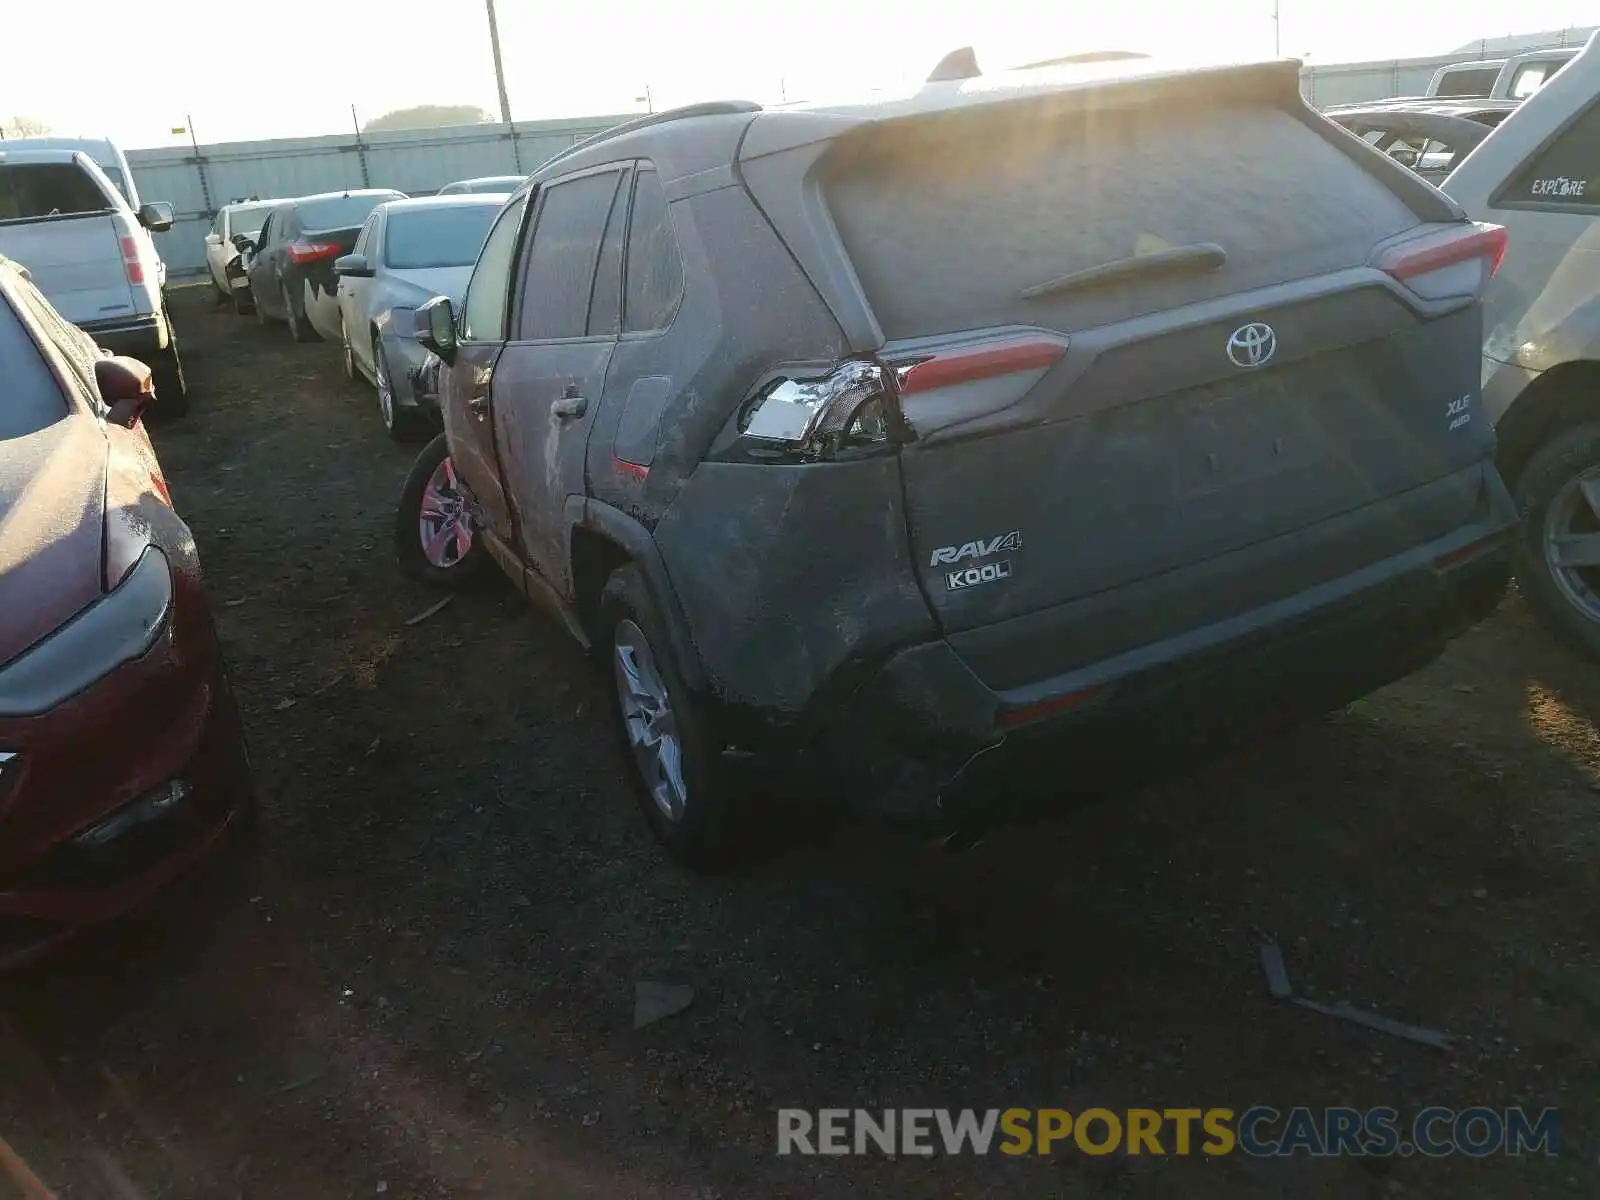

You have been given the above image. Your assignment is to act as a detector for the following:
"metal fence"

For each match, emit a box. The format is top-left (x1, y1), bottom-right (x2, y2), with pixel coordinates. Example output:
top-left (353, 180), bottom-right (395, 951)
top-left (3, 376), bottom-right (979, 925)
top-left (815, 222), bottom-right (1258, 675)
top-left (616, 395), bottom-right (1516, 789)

top-left (128, 114), bottom-right (630, 280)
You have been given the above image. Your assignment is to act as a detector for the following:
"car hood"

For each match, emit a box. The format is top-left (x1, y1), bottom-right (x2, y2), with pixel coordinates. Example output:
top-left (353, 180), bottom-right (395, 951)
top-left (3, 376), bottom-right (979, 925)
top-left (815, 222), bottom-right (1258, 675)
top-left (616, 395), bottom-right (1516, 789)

top-left (388, 266), bottom-right (473, 306)
top-left (0, 418), bottom-right (108, 669)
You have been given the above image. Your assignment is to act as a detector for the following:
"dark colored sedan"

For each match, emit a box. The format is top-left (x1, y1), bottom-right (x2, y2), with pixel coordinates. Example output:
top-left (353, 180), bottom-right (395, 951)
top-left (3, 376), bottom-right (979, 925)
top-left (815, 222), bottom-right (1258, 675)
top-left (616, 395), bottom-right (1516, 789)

top-left (0, 254), bottom-right (253, 967)
top-left (244, 189), bottom-right (404, 343)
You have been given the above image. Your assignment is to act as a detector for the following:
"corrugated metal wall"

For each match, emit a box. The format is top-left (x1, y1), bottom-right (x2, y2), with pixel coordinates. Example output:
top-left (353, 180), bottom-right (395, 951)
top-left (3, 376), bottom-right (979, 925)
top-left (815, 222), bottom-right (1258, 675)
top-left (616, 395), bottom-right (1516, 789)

top-left (129, 115), bottom-right (630, 279)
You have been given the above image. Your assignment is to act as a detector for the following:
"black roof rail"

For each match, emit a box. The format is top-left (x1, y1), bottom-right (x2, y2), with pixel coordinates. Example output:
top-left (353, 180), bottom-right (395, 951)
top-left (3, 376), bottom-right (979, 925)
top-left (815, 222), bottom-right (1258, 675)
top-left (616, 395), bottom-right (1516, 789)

top-left (536, 100), bottom-right (762, 174)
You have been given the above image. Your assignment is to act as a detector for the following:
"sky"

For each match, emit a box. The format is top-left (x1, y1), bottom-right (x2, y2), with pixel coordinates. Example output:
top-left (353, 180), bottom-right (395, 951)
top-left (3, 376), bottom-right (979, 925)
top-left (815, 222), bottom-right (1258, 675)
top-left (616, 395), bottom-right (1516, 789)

top-left (3, 0), bottom-right (1596, 149)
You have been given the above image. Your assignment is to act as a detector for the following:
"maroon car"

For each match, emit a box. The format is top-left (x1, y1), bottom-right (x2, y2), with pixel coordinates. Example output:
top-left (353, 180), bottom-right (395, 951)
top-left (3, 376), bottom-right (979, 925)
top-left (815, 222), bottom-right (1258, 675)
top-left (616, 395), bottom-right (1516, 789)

top-left (0, 256), bottom-right (253, 967)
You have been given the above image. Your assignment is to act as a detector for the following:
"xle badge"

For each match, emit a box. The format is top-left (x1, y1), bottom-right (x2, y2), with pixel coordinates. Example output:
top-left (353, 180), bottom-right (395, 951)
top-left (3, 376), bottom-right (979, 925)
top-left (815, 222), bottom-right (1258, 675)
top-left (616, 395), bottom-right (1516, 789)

top-left (947, 560), bottom-right (1012, 591)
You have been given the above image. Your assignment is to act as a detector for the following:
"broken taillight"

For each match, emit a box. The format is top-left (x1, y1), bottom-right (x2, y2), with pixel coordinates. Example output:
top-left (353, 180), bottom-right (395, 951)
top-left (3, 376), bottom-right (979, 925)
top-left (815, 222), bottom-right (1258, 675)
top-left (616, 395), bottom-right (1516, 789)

top-left (286, 240), bottom-right (341, 264)
top-left (737, 359), bottom-right (898, 460)
top-left (1376, 221), bottom-right (1507, 301)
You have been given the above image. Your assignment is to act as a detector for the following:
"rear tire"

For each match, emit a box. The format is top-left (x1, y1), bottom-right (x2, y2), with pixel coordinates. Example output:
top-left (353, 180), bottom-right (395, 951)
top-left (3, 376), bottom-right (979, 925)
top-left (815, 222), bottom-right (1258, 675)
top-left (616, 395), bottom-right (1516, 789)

top-left (395, 434), bottom-right (489, 587)
top-left (601, 564), bottom-right (744, 872)
top-left (1512, 422), bottom-right (1600, 660)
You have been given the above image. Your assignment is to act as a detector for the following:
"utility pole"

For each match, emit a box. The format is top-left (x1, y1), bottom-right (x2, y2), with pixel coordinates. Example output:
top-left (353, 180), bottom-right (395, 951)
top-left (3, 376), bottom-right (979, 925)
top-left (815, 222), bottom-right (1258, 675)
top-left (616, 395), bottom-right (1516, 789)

top-left (485, 0), bottom-right (513, 126)
top-left (1273, 0), bottom-right (1281, 57)
top-left (186, 113), bottom-right (214, 215)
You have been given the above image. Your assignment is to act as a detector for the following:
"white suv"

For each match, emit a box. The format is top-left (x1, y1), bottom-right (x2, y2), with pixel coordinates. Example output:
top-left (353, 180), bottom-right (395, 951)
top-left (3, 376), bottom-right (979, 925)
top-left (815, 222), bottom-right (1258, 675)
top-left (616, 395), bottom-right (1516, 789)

top-left (1445, 31), bottom-right (1600, 654)
top-left (0, 148), bottom-right (186, 413)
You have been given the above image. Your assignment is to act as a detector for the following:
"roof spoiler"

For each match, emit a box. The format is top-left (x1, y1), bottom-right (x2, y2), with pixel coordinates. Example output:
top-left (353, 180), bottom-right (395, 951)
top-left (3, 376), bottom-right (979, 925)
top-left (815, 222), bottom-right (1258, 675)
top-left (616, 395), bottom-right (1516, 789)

top-left (927, 46), bottom-right (981, 82)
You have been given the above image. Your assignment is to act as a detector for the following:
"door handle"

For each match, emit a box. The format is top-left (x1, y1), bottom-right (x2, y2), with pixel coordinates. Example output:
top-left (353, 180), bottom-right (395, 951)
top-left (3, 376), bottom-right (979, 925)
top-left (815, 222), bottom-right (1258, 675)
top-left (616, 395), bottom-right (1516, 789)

top-left (551, 393), bottom-right (587, 419)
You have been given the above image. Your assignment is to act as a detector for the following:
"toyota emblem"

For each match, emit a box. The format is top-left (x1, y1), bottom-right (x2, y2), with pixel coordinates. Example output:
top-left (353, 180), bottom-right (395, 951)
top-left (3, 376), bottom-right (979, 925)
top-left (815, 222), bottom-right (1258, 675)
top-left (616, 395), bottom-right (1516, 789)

top-left (1226, 323), bottom-right (1277, 369)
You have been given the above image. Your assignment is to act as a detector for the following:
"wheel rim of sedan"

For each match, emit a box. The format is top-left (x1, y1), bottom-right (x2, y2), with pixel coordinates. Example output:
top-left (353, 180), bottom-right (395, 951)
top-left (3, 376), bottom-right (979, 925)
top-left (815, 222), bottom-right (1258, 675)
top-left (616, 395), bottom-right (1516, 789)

top-left (375, 346), bottom-right (394, 429)
top-left (1542, 465), bottom-right (1600, 624)
top-left (612, 619), bottom-right (688, 824)
top-left (418, 456), bottom-right (477, 569)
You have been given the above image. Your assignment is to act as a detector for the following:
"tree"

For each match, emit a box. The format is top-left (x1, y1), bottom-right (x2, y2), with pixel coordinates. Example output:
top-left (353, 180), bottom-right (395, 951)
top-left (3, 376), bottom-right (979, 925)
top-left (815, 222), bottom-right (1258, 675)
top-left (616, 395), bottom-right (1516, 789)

top-left (362, 105), bottom-right (491, 134)
top-left (2, 115), bottom-right (50, 138)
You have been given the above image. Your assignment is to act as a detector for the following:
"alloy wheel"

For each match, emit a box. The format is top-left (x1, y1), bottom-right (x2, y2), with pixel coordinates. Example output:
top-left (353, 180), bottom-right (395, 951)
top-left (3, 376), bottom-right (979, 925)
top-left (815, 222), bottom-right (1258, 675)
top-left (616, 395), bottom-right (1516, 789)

top-left (418, 456), bottom-right (478, 569)
top-left (1542, 465), bottom-right (1600, 626)
top-left (612, 619), bottom-right (688, 824)
top-left (375, 343), bottom-right (395, 431)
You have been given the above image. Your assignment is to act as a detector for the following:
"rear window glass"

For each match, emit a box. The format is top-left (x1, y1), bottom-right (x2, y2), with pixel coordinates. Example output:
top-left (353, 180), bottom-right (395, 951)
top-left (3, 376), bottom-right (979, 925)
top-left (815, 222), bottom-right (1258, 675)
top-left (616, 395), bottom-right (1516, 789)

top-left (0, 164), bottom-right (113, 223)
top-left (297, 193), bottom-right (400, 231)
top-left (0, 287), bottom-right (71, 438)
top-left (1434, 67), bottom-right (1498, 97)
top-left (384, 205), bottom-right (499, 269)
top-left (226, 202), bottom-right (275, 234)
top-left (1502, 99), bottom-right (1600, 209)
top-left (823, 101), bottom-right (1420, 340)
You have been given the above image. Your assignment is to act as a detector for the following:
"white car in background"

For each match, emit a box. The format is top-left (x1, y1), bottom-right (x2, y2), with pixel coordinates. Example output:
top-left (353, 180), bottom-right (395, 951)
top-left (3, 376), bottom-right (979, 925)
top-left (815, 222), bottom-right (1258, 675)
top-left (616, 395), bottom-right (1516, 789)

top-left (333, 193), bottom-right (508, 439)
top-left (2, 135), bottom-right (168, 291)
top-left (0, 147), bottom-right (187, 413)
top-left (1444, 30), bottom-right (1600, 655)
top-left (204, 198), bottom-right (282, 313)
top-left (436, 175), bottom-right (524, 196)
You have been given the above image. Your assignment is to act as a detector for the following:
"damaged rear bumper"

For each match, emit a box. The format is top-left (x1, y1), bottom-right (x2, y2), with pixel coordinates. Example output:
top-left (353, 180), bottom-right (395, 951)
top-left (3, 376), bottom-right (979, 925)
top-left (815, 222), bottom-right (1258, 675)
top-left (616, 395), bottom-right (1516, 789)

top-left (784, 519), bottom-right (1512, 833)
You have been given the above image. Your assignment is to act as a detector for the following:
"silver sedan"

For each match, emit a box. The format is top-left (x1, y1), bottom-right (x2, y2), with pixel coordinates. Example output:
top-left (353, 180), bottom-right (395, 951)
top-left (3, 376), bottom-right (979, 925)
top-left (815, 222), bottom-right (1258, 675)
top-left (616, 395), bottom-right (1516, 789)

top-left (333, 194), bottom-right (509, 439)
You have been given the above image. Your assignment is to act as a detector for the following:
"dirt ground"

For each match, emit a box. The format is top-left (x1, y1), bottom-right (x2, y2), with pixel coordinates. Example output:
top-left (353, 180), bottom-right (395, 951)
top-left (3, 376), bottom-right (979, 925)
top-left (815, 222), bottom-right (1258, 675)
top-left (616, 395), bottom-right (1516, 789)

top-left (1, 286), bottom-right (1598, 1198)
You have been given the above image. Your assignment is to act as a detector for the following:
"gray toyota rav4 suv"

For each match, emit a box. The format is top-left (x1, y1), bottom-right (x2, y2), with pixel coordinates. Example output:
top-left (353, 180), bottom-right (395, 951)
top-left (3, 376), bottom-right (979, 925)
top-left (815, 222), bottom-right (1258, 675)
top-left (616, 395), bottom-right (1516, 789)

top-left (400, 57), bottom-right (1518, 868)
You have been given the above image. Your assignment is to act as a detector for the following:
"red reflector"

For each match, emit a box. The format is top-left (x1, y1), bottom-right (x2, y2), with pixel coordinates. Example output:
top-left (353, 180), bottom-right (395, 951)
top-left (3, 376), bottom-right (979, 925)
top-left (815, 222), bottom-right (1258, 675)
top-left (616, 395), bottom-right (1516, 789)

top-left (1380, 222), bottom-right (1507, 281)
top-left (613, 455), bottom-right (649, 481)
top-left (897, 339), bottom-right (1065, 396)
top-left (1000, 687), bottom-right (1099, 730)
top-left (286, 240), bottom-right (340, 264)
top-left (119, 235), bottom-right (144, 285)
top-left (1433, 532), bottom-right (1505, 571)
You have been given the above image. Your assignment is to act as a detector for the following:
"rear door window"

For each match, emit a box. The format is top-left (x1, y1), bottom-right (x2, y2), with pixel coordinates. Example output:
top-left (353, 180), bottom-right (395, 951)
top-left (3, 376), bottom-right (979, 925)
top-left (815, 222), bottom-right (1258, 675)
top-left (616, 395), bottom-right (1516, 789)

top-left (1499, 99), bottom-right (1600, 209)
top-left (515, 170), bottom-right (621, 341)
top-left (587, 168), bottom-right (631, 337)
top-left (622, 169), bottom-right (683, 334)
top-left (0, 163), bottom-right (114, 222)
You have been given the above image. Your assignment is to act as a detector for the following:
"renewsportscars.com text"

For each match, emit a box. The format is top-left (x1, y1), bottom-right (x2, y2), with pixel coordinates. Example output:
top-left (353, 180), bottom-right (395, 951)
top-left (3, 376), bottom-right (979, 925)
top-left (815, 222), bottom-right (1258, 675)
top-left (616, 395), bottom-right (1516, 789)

top-left (777, 1106), bottom-right (1561, 1158)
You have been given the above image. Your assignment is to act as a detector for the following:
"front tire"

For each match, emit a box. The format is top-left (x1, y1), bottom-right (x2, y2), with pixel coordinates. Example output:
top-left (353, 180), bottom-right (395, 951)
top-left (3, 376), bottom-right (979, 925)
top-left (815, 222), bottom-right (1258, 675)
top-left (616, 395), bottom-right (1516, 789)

top-left (282, 282), bottom-right (316, 343)
top-left (395, 434), bottom-right (489, 587)
top-left (601, 564), bottom-right (743, 872)
top-left (341, 318), bottom-right (358, 381)
top-left (151, 306), bottom-right (189, 417)
top-left (1513, 422), bottom-right (1600, 660)
top-left (373, 339), bottom-right (422, 442)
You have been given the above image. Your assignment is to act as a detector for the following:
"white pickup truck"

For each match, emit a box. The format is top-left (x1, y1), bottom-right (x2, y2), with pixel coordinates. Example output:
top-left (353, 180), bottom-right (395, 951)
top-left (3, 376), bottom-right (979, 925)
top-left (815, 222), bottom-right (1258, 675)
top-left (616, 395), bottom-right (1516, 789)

top-left (0, 147), bottom-right (187, 413)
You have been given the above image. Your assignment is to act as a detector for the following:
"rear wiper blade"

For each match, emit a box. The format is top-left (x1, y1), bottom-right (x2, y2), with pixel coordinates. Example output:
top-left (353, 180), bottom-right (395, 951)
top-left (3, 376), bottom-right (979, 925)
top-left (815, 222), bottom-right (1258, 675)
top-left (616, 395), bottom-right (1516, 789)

top-left (1020, 241), bottom-right (1226, 301)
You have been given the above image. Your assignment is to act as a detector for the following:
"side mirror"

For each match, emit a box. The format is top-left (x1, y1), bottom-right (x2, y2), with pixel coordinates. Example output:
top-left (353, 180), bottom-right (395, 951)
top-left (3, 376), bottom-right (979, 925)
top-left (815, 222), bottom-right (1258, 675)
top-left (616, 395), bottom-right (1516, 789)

top-left (415, 295), bottom-right (458, 364)
top-left (204, 231), bottom-right (222, 246)
top-left (95, 355), bottom-right (156, 427)
top-left (334, 252), bottom-right (373, 278)
top-left (138, 201), bottom-right (174, 232)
